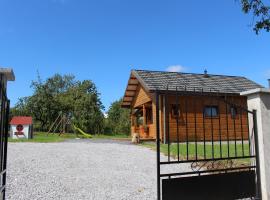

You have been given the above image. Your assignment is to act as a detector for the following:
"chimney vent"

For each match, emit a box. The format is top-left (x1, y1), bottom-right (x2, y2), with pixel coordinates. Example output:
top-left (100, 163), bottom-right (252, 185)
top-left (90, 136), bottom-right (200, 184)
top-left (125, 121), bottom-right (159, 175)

top-left (204, 69), bottom-right (209, 78)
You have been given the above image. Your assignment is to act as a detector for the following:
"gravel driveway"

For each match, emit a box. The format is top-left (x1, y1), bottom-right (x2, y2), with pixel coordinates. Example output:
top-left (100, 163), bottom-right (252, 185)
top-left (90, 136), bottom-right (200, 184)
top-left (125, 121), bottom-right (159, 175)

top-left (6, 139), bottom-right (189, 200)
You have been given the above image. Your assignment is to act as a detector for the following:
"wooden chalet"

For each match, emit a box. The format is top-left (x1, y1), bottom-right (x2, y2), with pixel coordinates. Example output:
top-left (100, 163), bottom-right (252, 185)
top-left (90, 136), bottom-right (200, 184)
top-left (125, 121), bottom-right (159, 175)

top-left (121, 70), bottom-right (263, 142)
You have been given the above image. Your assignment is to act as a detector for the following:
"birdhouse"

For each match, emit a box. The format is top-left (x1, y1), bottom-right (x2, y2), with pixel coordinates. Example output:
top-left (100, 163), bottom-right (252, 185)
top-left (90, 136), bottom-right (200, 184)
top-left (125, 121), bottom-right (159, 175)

top-left (10, 116), bottom-right (33, 139)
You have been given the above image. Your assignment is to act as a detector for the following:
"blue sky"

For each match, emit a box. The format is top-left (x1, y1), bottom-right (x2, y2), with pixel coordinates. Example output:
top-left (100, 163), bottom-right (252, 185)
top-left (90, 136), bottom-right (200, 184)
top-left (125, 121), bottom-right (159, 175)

top-left (0, 0), bottom-right (270, 111)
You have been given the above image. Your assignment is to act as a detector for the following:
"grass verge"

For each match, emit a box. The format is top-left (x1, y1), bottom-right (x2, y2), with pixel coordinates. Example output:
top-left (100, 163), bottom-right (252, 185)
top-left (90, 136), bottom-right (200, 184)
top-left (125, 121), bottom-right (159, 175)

top-left (140, 142), bottom-right (251, 165)
top-left (8, 132), bottom-right (130, 143)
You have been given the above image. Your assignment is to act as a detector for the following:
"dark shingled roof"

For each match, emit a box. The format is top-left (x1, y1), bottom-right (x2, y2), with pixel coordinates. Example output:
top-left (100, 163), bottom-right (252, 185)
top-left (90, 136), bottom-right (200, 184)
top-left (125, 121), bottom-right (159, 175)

top-left (133, 69), bottom-right (263, 94)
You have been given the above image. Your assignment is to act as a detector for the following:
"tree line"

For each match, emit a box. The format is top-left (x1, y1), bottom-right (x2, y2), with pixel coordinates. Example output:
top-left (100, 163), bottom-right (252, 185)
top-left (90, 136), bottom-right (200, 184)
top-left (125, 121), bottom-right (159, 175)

top-left (11, 73), bottom-right (130, 135)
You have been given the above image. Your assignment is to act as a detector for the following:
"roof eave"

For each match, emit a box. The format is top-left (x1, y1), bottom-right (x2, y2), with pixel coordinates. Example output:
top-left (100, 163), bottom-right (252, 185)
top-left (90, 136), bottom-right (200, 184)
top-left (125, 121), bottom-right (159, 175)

top-left (0, 68), bottom-right (15, 81)
top-left (131, 70), bottom-right (151, 92)
top-left (121, 70), bottom-right (152, 108)
top-left (152, 89), bottom-right (242, 96)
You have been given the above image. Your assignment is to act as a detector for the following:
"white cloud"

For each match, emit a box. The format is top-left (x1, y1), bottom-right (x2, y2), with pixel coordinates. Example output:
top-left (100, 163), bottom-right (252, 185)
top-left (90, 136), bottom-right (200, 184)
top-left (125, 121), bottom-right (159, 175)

top-left (166, 65), bottom-right (186, 72)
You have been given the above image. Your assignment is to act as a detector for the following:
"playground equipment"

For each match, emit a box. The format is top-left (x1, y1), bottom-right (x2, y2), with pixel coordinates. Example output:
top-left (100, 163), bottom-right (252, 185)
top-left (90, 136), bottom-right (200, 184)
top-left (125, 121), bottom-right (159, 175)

top-left (47, 112), bottom-right (70, 136)
top-left (73, 125), bottom-right (92, 138)
top-left (48, 112), bottom-right (92, 138)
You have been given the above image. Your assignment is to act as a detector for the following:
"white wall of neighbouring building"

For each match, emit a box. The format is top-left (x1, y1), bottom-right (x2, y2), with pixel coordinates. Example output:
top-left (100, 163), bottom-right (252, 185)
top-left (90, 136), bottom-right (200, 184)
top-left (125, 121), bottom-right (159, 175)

top-left (11, 124), bottom-right (30, 139)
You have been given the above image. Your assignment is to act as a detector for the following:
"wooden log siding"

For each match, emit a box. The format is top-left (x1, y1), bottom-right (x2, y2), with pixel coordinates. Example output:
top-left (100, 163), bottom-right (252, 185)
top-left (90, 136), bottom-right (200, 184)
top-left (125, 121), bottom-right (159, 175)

top-left (133, 85), bottom-right (152, 108)
top-left (163, 95), bottom-right (249, 142)
top-left (129, 87), bottom-right (249, 142)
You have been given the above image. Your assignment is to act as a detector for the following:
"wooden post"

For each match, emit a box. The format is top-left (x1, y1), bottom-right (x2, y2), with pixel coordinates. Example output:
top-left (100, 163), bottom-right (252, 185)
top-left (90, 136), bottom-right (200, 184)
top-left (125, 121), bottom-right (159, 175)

top-left (130, 109), bottom-right (134, 135)
top-left (62, 114), bottom-right (66, 134)
top-left (143, 104), bottom-right (146, 126)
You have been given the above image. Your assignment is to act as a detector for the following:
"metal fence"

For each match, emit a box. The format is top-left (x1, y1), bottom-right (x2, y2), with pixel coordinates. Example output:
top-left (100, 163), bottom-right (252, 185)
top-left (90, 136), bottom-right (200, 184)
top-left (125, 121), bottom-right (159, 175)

top-left (156, 87), bottom-right (262, 200)
top-left (0, 75), bottom-right (10, 200)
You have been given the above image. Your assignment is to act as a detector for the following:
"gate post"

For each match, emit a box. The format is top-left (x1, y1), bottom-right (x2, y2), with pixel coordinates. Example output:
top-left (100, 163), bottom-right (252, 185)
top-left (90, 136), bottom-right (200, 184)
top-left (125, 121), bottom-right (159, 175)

top-left (155, 91), bottom-right (161, 200)
top-left (241, 88), bottom-right (270, 200)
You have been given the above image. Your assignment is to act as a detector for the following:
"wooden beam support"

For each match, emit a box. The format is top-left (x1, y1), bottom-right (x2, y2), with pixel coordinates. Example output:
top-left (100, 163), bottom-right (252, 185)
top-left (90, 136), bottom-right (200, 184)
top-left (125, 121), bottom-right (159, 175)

top-left (127, 83), bottom-right (138, 86)
top-left (124, 96), bottom-right (133, 100)
top-left (127, 85), bottom-right (137, 90)
top-left (143, 104), bottom-right (146, 126)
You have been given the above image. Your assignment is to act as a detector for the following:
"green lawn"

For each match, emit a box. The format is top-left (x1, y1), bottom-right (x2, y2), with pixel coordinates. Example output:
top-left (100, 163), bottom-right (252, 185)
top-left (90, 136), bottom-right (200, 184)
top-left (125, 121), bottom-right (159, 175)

top-left (8, 132), bottom-right (78, 143)
top-left (9, 132), bottom-right (130, 143)
top-left (141, 142), bottom-right (251, 164)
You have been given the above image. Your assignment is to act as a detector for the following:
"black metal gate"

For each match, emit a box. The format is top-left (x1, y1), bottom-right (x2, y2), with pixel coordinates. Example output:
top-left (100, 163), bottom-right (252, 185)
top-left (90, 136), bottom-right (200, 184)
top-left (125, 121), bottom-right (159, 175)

top-left (0, 75), bottom-right (10, 200)
top-left (156, 88), bottom-right (262, 200)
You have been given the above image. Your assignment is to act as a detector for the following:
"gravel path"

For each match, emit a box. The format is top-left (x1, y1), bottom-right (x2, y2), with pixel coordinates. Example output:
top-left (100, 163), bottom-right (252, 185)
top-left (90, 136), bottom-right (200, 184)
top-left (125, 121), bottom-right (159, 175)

top-left (6, 140), bottom-right (189, 200)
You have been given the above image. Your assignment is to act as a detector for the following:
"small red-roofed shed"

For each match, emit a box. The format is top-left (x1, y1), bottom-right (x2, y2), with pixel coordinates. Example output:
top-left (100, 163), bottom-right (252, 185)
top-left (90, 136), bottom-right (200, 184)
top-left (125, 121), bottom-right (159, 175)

top-left (10, 116), bottom-right (33, 139)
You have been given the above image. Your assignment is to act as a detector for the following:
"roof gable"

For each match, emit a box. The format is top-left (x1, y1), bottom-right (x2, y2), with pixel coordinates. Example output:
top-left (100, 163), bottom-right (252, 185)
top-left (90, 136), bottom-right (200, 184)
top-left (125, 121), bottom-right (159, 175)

top-left (10, 116), bottom-right (33, 125)
top-left (133, 85), bottom-right (152, 108)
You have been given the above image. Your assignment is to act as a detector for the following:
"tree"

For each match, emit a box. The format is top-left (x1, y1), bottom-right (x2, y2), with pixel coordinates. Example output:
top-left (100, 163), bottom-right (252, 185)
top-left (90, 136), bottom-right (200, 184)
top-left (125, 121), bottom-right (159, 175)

top-left (10, 97), bottom-right (30, 118)
top-left (70, 80), bottom-right (104, 134)
top-left (27, 74), bottom-right (73, 131)
top-left (240, 0), bottom-right (270, 34)
top-left (12, 73), bottom-right (105, 133)
top-left (106, 99), bottom-right (130, 135)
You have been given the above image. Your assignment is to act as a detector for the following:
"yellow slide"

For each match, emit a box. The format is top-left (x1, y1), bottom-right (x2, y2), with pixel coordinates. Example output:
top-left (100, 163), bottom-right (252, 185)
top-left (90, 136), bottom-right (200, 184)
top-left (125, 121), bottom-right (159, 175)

top-left (73, 125), bottom-right (92, 138)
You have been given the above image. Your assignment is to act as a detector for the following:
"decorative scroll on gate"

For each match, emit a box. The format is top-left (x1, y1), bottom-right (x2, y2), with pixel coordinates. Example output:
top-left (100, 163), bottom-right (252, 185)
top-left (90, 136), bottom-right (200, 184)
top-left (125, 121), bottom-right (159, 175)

top-left (156, 86), bottom-right (262, 200)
